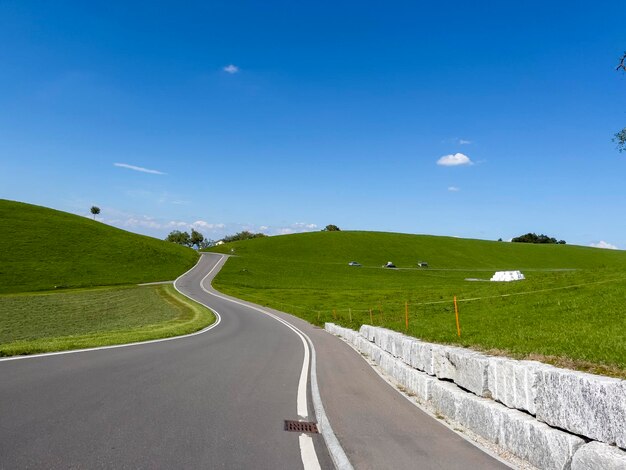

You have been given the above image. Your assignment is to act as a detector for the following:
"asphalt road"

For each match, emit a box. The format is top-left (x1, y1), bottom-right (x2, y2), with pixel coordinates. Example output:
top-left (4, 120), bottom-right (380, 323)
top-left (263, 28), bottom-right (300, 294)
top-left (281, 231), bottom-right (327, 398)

top-left (0, 254), bottom-right (332, 469)
top-left (0, 253), bottom-right (509, 469)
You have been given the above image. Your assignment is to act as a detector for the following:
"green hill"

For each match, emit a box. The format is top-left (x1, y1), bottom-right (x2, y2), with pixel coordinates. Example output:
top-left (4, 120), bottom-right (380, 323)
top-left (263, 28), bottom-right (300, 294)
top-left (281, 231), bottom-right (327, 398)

top-left (211, 230), bottom-right (626, 269)
top-left (209, 231), bottom-right (626, 376)
top-left (0, 199), bottom-right (198, 294)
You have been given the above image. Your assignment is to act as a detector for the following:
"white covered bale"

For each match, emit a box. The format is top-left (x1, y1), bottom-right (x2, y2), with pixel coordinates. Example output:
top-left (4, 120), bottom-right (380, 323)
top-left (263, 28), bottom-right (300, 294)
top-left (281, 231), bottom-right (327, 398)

top-left (490, 270), bottom-right (525, 282)
top-left (488, 356), bottom-right (554, 415)
top-left (535, 368), bottom-right (626, 448)
top-left (572, 442), bottom-right (626, 470)
top-left (432, 346), bottom-right (491, 397)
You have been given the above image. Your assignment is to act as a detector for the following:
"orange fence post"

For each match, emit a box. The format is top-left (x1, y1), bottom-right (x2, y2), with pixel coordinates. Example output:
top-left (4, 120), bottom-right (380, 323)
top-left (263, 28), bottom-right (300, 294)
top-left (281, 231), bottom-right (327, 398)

top-left (454, 296), bottom-right (461, 337)
top-left (349, 308), bottom-right (352, 323)
top-left (369, 309), bottom-right (373, 324)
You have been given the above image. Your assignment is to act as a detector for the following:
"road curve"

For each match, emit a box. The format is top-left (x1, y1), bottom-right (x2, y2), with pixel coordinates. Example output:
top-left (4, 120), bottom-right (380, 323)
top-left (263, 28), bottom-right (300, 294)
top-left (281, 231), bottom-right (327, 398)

top-left (0, 254), bottom-right (333, 469)
top-left (1, 253), bottom-right (510, 470)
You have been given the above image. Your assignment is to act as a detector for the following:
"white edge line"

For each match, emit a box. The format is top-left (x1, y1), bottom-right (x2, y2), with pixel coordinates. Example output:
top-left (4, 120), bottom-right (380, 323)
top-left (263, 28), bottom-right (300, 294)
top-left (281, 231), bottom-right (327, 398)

top-left (1, 253), bottom-right (351, 469)
top-left (197, 254), bottom-right (353, 470)
top-left (305, 332), bottom-right (354, 470)
top-left (196, 256), bottom-right (320, 469)
top-left (0, 255), bottom-right (223, 362)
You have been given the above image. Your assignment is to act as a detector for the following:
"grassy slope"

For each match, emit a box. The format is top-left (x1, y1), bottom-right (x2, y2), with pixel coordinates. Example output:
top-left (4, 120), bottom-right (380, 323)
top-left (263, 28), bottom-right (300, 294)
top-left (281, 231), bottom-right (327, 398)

top-left (209, 231), bottom-right (626, 376)
top-left (0, 284), bottom-right (214, 356)
top-left (0, 199), bottom-right (213, 355)
top-left (0, 199), bottom-right (199, 294)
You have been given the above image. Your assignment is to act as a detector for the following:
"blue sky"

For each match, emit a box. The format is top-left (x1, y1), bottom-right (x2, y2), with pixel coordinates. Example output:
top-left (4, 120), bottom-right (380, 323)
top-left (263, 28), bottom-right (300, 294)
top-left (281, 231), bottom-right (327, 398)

top-left (1, 1), bottom-right (625, 247)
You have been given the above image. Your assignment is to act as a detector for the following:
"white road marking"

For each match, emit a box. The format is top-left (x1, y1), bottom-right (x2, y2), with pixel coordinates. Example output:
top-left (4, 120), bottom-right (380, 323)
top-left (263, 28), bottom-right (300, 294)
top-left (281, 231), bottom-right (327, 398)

top-left (1, 254), bottom-right (348, 470)
top-left (199, 255), bottom-right (323, 470)
top-left (299, 434), bottom-right (322, 470)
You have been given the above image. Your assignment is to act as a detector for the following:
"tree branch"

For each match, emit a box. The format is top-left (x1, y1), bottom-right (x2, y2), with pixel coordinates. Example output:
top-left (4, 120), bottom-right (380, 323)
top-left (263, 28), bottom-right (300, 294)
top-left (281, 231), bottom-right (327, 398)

top-left (617, 52), bottom-right (626, 72)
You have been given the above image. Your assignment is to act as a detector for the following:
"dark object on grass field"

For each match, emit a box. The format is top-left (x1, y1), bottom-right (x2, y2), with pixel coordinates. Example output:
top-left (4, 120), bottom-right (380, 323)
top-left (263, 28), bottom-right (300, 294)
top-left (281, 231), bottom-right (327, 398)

top-left (383, 261), bottom-right (396, 268)
top-left (418, 261), bottom-right (428, 268)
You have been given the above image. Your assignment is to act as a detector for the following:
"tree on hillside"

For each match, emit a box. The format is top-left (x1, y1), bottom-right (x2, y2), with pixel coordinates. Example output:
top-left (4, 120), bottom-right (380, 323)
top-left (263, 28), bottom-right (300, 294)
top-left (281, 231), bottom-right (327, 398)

top-left (190, 228), bottom-right (205, 249)
top-left (90, 206), bottom-right (100, 220)
top-left (199, 238), bottom-right (216, 249)
top-left (165, 230), bottom-right (192, 247)
top-left (322, 224), bottom-right (341, 231)
top-left (614, 52), bottom-right (626, 152)
top-left (511, 233), bottom-right (566, 244)
top-left (222, 231), bottom-right (267, 243)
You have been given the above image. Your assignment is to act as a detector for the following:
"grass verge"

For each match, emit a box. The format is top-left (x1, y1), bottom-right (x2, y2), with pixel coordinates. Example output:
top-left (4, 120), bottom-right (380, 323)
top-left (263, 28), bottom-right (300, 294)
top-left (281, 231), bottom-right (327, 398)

top-left (0, 284), bottom-right (215, 356)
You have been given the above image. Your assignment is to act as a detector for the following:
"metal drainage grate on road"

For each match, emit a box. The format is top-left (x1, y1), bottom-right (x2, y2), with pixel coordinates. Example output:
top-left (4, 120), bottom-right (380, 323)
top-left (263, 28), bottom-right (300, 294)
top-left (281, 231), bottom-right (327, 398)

top-left (284, 420), bottom-right (319, 434)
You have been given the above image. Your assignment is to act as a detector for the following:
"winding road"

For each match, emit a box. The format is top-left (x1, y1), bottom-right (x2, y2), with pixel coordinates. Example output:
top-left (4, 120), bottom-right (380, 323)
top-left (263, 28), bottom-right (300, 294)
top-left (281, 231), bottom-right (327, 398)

top-left (0, 253), bottom-right (509, 469)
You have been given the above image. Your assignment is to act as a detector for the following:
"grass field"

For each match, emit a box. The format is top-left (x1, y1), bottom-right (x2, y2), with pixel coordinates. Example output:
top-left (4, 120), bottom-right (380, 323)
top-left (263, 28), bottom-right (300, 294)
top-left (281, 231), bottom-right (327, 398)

top-left (208, 231), bottom-right (626, 377)
top-left (0, 199), bottom-right (199, 294)
top-left (0, 284), bottom-right (214, 356)
top-left (0, 199), bottom-right (213, 356)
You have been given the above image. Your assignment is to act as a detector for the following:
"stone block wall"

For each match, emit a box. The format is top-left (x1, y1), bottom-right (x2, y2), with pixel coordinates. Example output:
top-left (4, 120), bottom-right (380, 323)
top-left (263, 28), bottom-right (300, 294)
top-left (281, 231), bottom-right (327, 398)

top-left (326, 323), bottom-right (626, 470)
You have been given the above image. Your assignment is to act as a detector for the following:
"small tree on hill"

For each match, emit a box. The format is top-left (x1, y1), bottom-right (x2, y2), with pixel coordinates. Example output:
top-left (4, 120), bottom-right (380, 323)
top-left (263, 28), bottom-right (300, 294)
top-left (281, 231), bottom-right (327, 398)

top-left (190, 228), bottom-right (205, 249)
top-left (199, 238), bottom-right (215, 249)
top-left (511, 233), bottom-right (565, 245)
top-left (165, 230), bottom-right (192, 247)
top-left (322, 224), bottom-right (341, 232)
top-left (222, 231), bottom-right (267, 243)
top-left (90, 206), bottom-right (100, 220)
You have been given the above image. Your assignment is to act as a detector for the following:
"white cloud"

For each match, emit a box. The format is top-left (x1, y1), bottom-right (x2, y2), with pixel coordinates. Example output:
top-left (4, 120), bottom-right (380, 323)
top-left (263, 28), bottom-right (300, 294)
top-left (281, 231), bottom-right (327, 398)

top-left (437, 153), bottom-right (473, 167)
top-left (166, 221), bottom-right (189, 228)
top-left (448, 186), bottom-right (460, 192)
top-left (458, 139), bottom-right (472, 145)
top-left (191, 220), bottom-right (225, 231)
top-left (293, 222), bottom-right (318, 230)
top-left (223, 64), bottom-right (239, 74)
top-left (590, 241), bottom-right (619, 250)
top-left (114, 163), bottom-right (166, 175)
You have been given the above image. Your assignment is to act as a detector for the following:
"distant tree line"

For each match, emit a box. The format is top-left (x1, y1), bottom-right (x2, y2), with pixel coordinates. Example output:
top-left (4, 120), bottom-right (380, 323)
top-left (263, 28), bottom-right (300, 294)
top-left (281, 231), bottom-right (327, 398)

top-left (222, 231), bottom-right (267, 243)
top-left (165, 229), bottom-right (214, 249)
top-left (511, 233), bottom-right (566, 245)
top-left (166, 225), bottom-right (342, 249)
